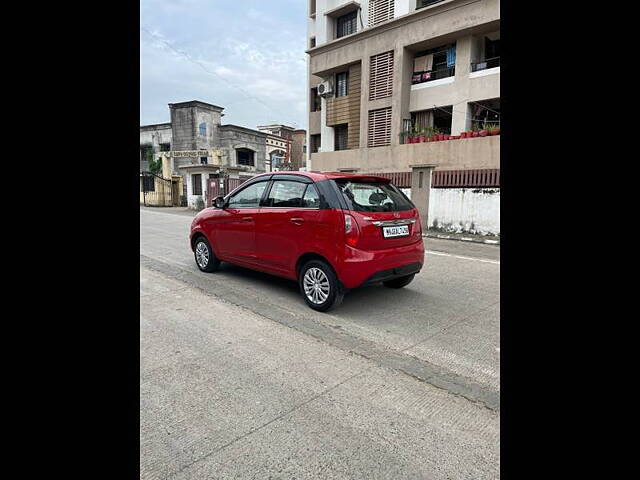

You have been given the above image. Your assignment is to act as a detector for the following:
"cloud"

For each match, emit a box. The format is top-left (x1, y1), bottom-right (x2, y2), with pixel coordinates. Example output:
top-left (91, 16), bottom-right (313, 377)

top-left (140, 0), bottom-right (308, 129)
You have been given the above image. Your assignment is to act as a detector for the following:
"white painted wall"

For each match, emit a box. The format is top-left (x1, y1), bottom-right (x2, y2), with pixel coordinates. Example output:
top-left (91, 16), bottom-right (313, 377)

top-left (320, 96), bottom-right (335, 152)
top-left (185, 171), bottom-right (212, 210)
top-left (428, 187), bottom-right (499, 235)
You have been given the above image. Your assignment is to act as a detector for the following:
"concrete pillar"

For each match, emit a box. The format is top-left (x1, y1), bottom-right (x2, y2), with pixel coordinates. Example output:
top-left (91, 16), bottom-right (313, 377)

top-left (410, 164), bottom-right (436, 231)
top-left (161, 153), bottom-right (172, 179)
top-left (451, 36), bottom-right (474, 135)
top-left (395, 46), bottom-right (414, 145)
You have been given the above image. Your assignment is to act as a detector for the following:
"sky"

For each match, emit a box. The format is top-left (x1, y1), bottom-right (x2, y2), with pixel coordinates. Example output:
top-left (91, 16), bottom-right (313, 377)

top-left (140, 0), bottom-right (307, 130)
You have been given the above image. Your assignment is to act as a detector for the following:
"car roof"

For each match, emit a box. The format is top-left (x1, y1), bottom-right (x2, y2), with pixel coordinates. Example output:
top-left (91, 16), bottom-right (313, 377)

top-left (251, 171), bottom-right (391, 183)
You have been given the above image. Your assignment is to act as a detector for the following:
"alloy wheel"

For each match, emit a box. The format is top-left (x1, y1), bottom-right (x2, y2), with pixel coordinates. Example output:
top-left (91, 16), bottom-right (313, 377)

top-left (303, 267), bottom-right (330, 305)
top-left (195, 241), bottom-right (209, 268)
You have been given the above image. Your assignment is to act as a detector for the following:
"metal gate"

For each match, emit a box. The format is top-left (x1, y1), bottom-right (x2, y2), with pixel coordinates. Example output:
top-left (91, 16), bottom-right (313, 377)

top-left (141, 171), bottom-right (173, 207)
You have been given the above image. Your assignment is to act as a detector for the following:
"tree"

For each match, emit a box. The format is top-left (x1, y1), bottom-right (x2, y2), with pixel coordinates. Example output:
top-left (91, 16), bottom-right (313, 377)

top-left (146, 148), bottom-right (162, 175)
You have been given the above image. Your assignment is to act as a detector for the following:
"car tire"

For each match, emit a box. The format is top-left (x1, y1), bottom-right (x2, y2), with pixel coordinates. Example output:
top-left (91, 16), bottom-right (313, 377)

top-left (193, 236), bottom-right (220, 273)
top-left (383, 274), bottom-right (415, 289)
top-left (299, 260), bottom-right (344, 312)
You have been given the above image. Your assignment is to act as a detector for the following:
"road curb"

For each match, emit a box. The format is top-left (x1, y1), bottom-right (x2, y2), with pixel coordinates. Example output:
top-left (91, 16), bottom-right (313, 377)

top-left (423, 233), bottom-right (500, 245)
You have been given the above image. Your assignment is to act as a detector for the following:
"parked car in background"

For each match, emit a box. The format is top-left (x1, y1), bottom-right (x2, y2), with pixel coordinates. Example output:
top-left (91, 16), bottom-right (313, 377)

top-left (189, 171), bottom-right (425, 311)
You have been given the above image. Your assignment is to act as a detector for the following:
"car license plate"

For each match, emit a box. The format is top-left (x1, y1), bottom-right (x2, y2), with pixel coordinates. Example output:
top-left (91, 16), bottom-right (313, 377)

top-left (382, 225), bottom-right (409, 238)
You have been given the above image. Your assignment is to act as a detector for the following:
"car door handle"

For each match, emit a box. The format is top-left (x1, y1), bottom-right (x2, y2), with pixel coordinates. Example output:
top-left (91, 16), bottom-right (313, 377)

top-left (290, 217), bottom-right (304, 225)
top-left (241, 216), bottom-right (253, 222)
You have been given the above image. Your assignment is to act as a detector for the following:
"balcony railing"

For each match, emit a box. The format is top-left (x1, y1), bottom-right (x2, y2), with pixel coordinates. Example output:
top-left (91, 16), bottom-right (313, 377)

top-left (411, 66), bottom-right (455, 85)
top-left (471, 56), bottom-right (500, 72)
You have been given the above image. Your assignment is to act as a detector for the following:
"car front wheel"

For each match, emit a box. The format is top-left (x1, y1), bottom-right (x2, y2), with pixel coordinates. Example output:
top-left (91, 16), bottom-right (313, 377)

top-left (299, 260), bottom-right (344, 312)
top-left (193, 236), bottom-right (220, 273)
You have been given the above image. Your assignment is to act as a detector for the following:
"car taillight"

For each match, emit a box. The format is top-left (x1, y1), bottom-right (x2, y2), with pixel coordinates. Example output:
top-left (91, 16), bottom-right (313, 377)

top-left (344, 213), bottom-right (360, 247)
top-left (414, 218), bottom-right (422, 237)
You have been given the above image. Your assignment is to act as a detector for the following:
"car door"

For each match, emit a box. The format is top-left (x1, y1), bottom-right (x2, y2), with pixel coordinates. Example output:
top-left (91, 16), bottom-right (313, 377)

top-left (255, 178), bottom-right (320, 272)
top-left (212, 180), bottom-right (269, 262)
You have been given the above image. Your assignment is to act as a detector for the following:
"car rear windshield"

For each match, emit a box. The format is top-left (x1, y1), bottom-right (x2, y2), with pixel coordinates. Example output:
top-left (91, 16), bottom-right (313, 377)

top-left (333, 179), bottom-right (414, 212)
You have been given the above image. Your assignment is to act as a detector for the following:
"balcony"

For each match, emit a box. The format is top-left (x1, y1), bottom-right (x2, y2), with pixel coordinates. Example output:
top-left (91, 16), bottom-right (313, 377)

top-left (310, 135), bottom-right (499, 173)
top-left (471, 56), bottom-right (500, 73)
top-left (411, 66), bottom-right (455, 86)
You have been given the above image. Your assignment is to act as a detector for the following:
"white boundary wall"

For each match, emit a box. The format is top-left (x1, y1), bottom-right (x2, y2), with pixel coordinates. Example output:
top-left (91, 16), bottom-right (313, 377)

top-left (428, 188), bottom-right (500, 235)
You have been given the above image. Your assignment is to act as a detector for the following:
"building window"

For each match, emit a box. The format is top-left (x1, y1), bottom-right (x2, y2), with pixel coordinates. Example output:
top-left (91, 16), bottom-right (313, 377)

top-left (310, 134), bottom-right (321, 153)
top-left (336, 11), bottom-right (357, 38)
top-left (369, 0), bottom-right (395, 27)
top-left (159, 143), bottom-right (170, 152)
top-left (200, 156), bottom-right (208, 165)
top-left (311, 87), bottom-right (321, 112)
top-left (310, 36), bottom-right (316, 48)
top-left (192, 174), bottom-right (202, 195)
top-left (309, 0), bottom-right (316, 16)
top-left (336, 72), bottom-right (349, 97)
top-left (335, 124), bottom-right (348, 151)
top-left (237, 148), bottom-right (255, 166)
top-left (198, 122), bottom-right (207, 136)
top-left (369, 51), bottom-right (394, 100)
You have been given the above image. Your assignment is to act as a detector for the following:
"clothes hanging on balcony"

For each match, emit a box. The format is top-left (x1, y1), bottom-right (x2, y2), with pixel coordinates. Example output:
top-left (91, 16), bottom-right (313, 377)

top-left (414, 54), bottom-right (433, 73)
top-left (446, 47), bottom-right (456, 68)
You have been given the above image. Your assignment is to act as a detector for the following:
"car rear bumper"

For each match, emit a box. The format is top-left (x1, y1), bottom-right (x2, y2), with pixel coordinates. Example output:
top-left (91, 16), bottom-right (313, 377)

top-left (361, 262), bottom-right (423, 286)
top-left (336, 239), bottom-right (425, 289)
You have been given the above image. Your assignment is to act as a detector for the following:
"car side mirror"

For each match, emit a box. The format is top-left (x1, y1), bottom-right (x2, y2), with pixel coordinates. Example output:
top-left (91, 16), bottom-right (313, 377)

top-left (213, 196), bottom-right (225, 209)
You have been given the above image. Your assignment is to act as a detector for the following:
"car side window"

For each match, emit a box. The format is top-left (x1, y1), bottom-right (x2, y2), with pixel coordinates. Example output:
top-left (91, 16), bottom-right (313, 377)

top-left (264, 180), bottom-right (307, 208)
top-left (227, 181), bottom-right (267, 208)
top-left (302, 184), bottom-right (320, 208)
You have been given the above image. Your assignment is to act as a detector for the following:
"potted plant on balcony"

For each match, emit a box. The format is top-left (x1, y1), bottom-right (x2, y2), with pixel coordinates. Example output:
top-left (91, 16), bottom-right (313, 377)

top-left (487, 124), bottom-right (500, 136)
top-left (407, 125), bottom-right (419, 143)
top-left (430, 127), bottom-right (440, 142)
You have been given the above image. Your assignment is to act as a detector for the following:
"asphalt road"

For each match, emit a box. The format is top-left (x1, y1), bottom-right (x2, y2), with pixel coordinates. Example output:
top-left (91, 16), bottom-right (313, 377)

top-left (140, 206), bottom-right (500, 479)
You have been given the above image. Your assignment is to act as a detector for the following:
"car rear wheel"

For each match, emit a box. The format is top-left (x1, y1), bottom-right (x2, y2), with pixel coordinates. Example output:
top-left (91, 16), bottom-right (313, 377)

top-left (193, 236), bottom-right (220, 273)
top-left (299, 260), bottom-right (344, 312)
top-left (383, 274), bottom-right (415, 289)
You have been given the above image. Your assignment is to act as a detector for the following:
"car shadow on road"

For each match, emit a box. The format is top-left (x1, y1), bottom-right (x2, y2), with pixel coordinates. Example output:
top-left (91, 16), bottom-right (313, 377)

top-left (217, 262), bottom-right (301, 294)
top-left (215, 261), bottom-right (427, 316)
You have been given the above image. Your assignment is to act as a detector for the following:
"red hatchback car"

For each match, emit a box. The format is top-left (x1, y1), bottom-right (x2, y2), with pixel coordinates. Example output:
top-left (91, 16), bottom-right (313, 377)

top-left (189, 171), bottom-right (424, 311)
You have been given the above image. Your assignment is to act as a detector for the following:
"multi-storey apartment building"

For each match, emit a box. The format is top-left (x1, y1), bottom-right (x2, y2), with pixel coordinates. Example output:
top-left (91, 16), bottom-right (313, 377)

top-left (306, 0), bottom-right (500, 174)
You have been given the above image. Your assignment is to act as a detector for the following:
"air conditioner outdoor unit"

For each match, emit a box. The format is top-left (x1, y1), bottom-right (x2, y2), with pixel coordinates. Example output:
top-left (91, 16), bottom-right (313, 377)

top-left (317, 80), bottom-right (333, 97)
